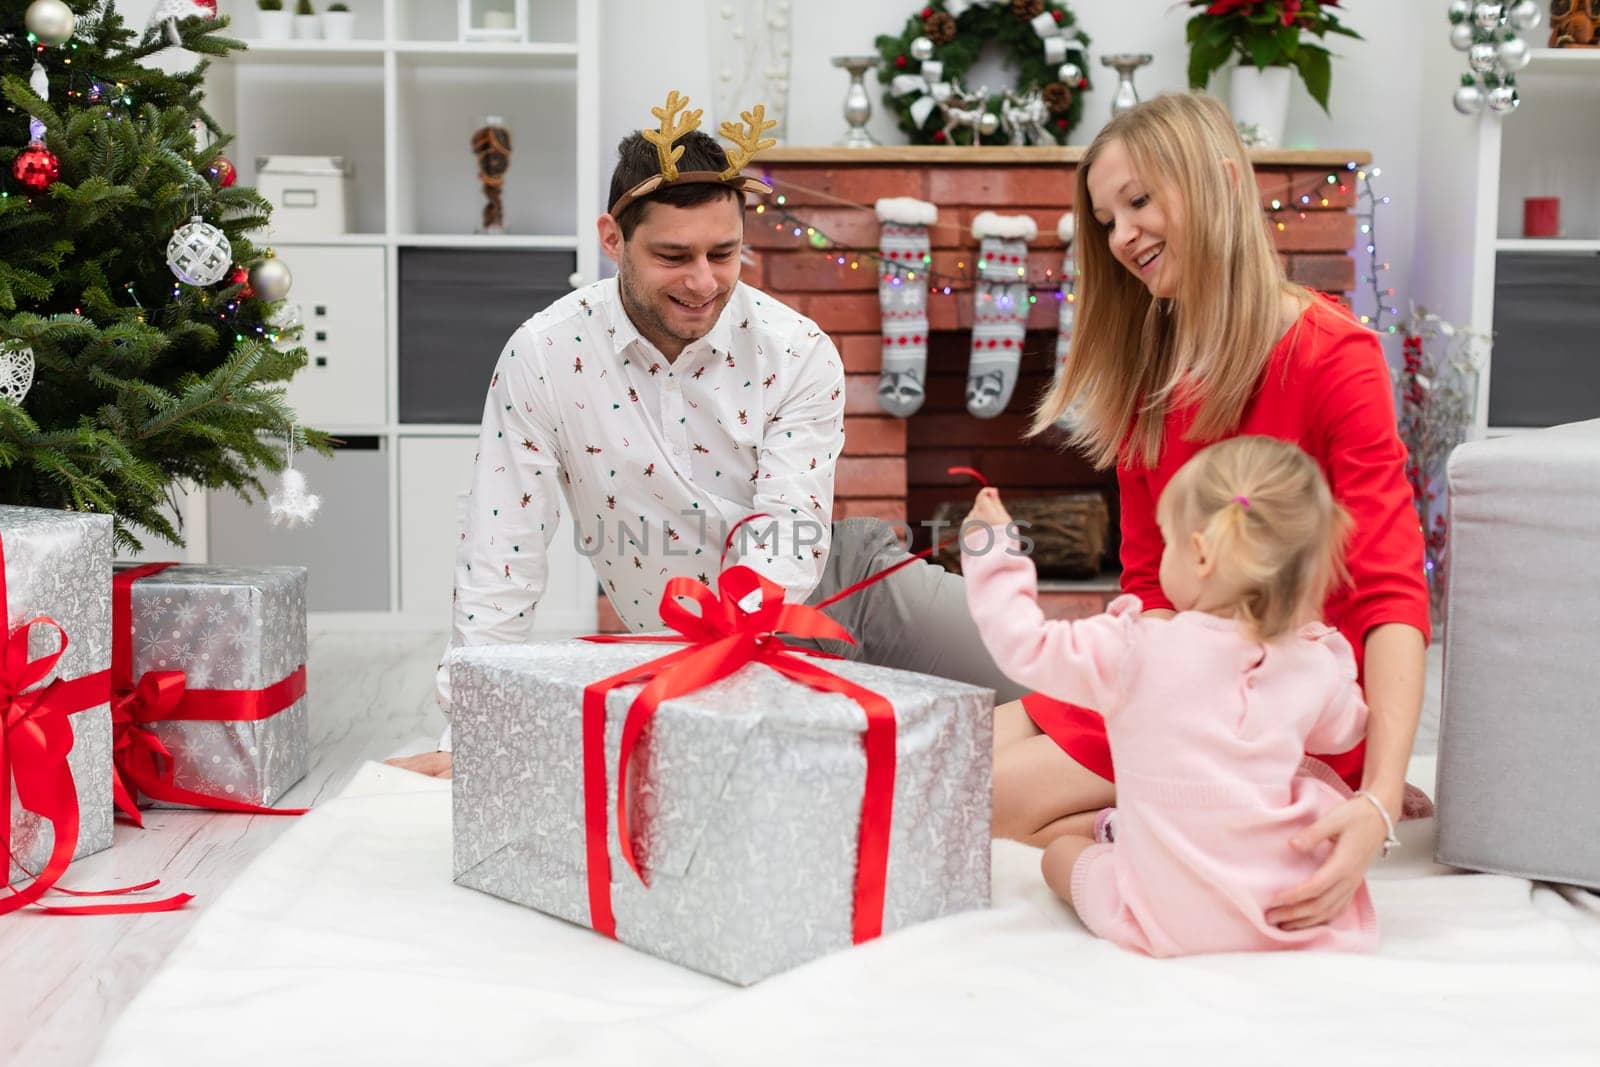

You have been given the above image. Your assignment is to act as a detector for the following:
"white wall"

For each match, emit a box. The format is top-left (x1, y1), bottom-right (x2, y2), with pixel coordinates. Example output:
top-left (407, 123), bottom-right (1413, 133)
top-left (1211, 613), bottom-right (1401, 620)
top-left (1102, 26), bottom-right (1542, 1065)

top-left (601, 0), bottom-right (1446, 327)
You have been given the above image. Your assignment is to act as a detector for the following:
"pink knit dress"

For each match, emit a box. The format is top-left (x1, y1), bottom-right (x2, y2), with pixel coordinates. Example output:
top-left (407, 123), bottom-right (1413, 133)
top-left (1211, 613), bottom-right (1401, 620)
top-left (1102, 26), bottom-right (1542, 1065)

top-left (964, 542), bottom-right (1379, 957)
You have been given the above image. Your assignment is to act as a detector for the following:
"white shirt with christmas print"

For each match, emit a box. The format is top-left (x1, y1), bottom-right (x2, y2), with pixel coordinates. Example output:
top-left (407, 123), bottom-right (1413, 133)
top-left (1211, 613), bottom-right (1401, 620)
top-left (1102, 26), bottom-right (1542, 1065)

top-left (434, 276), bottom-right (846, 739)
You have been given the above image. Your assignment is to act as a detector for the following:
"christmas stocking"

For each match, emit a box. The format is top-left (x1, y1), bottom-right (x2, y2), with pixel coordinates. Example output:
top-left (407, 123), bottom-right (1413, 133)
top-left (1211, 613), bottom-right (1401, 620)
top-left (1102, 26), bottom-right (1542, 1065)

top-left (967, 212), bottom-right (1037, 418)
top-left (874, 197), bottom-right (937, 418)
top-left (1051, 212), bottom-right (1083, 430)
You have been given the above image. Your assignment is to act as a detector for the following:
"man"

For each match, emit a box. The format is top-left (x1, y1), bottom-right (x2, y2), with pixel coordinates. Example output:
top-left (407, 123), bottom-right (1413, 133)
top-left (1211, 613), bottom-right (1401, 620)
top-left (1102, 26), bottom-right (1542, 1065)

top-left (389, 102), bottom-right (1023, 778)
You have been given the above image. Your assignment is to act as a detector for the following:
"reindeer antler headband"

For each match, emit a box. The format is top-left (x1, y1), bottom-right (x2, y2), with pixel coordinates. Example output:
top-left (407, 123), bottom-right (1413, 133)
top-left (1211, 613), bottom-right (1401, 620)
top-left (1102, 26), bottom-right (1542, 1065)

top-left (607, 89), bottom-right (777, 217)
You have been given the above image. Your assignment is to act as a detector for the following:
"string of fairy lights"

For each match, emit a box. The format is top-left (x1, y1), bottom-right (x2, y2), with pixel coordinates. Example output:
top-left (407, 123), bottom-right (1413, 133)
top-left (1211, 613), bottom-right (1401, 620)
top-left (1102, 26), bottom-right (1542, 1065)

top-left (750, 162), bottom-right (1399, 330)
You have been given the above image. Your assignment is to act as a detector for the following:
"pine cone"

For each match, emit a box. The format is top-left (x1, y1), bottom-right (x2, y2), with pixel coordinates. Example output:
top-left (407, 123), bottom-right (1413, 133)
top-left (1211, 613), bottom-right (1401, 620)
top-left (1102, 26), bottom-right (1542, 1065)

top-left (1011, 0), bottom-right (1046, 19)
top-left (1042, 81), bottom-right (1073, 113)
top-left (923, 12), bottom-right (957, 44)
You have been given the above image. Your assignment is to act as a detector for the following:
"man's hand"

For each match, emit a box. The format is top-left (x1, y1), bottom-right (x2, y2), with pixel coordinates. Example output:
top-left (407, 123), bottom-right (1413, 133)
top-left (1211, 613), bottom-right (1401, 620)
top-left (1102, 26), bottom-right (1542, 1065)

top-left (384, 751), bottom-right (454, 778)
top-left (963, 487), bottom-right (1011, 531)
top-left (1265, 794), bottom-right (1388, 929)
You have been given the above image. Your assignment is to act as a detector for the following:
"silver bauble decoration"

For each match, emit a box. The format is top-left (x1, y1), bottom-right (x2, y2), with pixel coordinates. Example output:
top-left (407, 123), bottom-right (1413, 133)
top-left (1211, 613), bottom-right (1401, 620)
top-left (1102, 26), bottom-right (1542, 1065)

top-left (250, 252), bottom-right (294, 303)
top-left (24, 0), bottom-right (75, 46)
top-left (166, 216), bottom-right (232, 287)
top-left (1508, 0), bottom-right (1542, 31)
top-left (1487, 83), bottom-right (1520, 113)
top-left (0, 341), bottom-right (35, 404)
top-left (978, 112), bottom-right (1000, 138)
top-left (909, 35), bottom-right (934, 62)
top-left (1473, 2), bottom-right (1503, 30)
top-left (1448, 0), bottom-right (1473, 20)
top-left (1450, 22), bottom-right (1476, 50)
top-left (1497, 35), bottom-right (1532, 71)
top-left (1469, 41), bottom-right (1498, 72)
top-left (1453, 81), bottom-right (1486, 114)
top-left (1057, 62), bottom-right (1082, 85)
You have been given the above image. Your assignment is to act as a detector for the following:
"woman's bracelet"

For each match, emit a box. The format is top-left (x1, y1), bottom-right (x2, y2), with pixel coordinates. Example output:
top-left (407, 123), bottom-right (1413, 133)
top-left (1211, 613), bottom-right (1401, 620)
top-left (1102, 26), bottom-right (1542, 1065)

top-left (1354, 789), bottom-right (1401, 858)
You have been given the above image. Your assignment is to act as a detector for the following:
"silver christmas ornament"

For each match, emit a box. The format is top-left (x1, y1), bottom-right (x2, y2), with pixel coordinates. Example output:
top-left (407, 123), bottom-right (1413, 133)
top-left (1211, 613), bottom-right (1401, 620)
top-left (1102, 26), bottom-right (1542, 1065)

top-left (0, 341), bottom-right (35, 404)
top-left (1450, 22), bottom-right (1476, 50)
top-left (1508, 0), bottom-right (1542, 31)
top-left (1473, 2), bottom-right (1503, 30)
top-left (909, 35), bottom-right (934, 62)
top-left (1448, 0), bottom-right (1473, 20)
top-left (250, 252), bottom-right (294, 303)
top-left (1487, 82), bottom-right (1520, 113)
top-left (1469, 41), bottom-right (1498, 72)
top-left (166, 216), bottom-right (232, 287)
top-left (1057, 62), bottom-right (1082, 85)
top-left (24, 0), bottom-right (75, 46)
top-left (1453, 81), bottom-right (1486, 114)
top-left (978, 112), bottom-right (1000, 138)
top-left (1497, 35), bottom-right (1532, 71)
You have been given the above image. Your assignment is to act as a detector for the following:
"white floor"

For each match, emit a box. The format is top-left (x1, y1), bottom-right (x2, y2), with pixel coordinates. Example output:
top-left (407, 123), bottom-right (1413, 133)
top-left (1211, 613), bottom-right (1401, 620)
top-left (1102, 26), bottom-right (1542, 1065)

top-left (2, 630), bottom-right (1445, 1067)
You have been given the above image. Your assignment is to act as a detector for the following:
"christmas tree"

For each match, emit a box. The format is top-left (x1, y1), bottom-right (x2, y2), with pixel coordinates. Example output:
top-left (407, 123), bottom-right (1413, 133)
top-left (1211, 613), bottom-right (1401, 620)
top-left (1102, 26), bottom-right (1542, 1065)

top-left (0, 0), bottom-right (323, 550)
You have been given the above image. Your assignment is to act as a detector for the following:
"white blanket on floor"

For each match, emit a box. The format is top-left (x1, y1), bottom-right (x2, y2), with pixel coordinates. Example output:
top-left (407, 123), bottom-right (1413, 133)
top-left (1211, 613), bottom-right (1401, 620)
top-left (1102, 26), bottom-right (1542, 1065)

top-left (93, 758), bottom-right (1600, 1067)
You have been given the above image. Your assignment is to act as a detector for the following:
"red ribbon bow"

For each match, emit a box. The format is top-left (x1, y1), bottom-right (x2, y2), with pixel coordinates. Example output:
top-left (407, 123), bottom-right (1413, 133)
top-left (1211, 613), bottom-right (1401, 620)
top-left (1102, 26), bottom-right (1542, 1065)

top-left (1, 533), bottom-right (190, 915)
top-left (580, 563), bottom-right (898, 945)
top-left (110, 563), bottom-right (308, 825)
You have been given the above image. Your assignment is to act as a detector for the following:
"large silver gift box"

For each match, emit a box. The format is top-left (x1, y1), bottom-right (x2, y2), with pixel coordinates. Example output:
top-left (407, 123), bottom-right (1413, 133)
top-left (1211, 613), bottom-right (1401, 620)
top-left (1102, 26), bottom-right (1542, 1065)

top-left (119, 564), bottom-right (309, 809)
top-left (2, 505), bottom-right (113, 886)
top-left (450, 641), bottom-right (993, 985)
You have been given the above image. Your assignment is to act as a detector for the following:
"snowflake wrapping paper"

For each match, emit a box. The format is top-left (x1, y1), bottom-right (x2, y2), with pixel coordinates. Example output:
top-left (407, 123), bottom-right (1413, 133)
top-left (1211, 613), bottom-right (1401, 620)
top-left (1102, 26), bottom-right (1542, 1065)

top-left (2, 505), bottom-right (115, 886)
top-left (449, 640), bottom-right (994, 985)
top-left (118, 564), bottom-right (309, 809)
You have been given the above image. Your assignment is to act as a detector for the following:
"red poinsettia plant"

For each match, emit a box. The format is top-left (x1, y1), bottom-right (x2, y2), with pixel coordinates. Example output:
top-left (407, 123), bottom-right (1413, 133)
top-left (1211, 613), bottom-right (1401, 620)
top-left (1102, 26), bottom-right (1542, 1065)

top-left (1184, 0), bottom-right (1361, 112)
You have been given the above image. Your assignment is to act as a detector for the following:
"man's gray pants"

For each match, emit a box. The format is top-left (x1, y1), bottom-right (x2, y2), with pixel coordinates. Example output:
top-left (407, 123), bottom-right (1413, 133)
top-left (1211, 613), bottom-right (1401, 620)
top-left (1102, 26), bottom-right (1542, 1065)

top-left (792, 518), bottom-right (1027, 704)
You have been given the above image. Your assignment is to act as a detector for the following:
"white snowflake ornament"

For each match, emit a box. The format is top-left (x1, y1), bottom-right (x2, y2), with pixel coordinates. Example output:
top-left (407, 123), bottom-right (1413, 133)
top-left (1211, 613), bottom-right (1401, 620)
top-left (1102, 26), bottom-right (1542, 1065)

top-left (146, 0), bottom-right (216, 47)
top-left (0, 341), bottom-right (34, 404)
top-left (269, 468), bottom-right (322, 528)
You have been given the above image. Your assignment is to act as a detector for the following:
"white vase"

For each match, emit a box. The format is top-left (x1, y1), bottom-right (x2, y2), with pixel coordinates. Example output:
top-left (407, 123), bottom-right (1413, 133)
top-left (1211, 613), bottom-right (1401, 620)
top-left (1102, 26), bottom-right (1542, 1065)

top-left (256, 10), bottom-right (291, 39)
top-left (1228, 64), bottom-right (1292, 148)
top-left (293, 13), bottom-right (322, 39)
top-left (321, 11), bottom-right (355, 40)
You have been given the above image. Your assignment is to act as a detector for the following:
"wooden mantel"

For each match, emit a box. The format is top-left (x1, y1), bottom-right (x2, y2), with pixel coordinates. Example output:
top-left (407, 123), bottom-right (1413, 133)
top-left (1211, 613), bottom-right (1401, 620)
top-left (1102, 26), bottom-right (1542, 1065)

top-left (762, 146), bottom-right (1372, 166)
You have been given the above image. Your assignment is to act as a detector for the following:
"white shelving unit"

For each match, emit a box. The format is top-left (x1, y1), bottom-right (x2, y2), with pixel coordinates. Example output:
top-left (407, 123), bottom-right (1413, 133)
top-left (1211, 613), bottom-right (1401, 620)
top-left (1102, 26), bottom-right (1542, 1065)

top-left (1451, 47), bottom-right (1600, 437)
top-left (187, 0), bottom-right (600, 632)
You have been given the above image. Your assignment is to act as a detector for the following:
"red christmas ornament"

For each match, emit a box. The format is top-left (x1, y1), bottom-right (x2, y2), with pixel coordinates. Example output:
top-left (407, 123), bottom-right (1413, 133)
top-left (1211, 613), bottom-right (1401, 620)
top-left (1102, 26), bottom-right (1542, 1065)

top-left (921, 5), bottom-right (934, 14)
top-left (227, 265), bottom-right (254, 297)
top-left (210, 155), bottom-right (237, 188)
top-left (13, 141), bottom-right (59, 192)
top-left (895, 55), bottom-right (907, 68)
top-left (932, 129), bottom-right (947, 143)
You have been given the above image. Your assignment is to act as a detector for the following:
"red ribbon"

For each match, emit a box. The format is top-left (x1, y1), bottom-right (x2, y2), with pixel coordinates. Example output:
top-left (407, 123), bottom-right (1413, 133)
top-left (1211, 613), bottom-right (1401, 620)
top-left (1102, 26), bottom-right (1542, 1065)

top-left (574, 468), bottom-right (990, 946)
top-left (110, 564), bottom-right (307, 825)
top-left (1, 533), bottom-right (190, 916)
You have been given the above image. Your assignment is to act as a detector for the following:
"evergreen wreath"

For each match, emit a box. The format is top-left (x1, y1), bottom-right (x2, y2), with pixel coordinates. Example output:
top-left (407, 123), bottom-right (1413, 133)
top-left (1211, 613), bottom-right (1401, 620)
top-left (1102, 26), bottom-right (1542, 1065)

top-left (875, 0), bottom-right (1090, 146)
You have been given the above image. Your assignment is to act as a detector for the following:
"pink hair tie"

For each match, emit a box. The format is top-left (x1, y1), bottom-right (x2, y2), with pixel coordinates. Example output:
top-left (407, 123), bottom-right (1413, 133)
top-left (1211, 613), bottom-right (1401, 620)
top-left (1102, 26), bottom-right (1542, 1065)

top-left (1233, 495), bottom-right (1250, 508)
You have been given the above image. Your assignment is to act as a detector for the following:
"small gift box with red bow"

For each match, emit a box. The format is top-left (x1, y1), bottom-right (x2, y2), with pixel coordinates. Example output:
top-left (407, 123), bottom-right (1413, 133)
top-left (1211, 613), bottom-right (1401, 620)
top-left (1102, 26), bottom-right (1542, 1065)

top-left (110, 564), bottom-right (309, 819)
top-left (3, 505), bottom-right (115, 888)
top-left (449, 566), bottom-right (993, 985)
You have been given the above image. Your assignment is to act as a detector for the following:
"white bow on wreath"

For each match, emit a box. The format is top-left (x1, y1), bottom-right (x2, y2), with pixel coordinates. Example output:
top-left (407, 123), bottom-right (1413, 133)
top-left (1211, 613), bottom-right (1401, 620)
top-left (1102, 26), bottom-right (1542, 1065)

top-left (891, 3), bottom-right (1084, 132)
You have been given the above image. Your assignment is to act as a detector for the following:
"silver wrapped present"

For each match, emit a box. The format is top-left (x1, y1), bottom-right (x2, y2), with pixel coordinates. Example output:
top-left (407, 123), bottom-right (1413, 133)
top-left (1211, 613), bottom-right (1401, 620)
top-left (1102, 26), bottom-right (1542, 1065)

top-left (450, 640), bottom-right (993, 985)
top-left (2, 505), bottom-right (113, 887)
top-left (116, 564), bottom-right (309, 810)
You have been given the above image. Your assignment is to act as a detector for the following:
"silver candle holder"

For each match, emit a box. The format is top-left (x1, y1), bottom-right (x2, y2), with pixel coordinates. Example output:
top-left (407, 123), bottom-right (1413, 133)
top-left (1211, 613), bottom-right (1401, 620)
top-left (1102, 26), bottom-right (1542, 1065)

top-left (1100, 53), bottom-right (1154, 116)
top-left (831, 55), bottom-right (882, 148)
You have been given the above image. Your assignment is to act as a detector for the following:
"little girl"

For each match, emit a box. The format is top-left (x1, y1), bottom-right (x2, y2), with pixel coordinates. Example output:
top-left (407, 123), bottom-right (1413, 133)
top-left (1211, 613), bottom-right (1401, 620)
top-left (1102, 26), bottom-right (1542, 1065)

top-left (962, 436), bottom-right (1387, 956)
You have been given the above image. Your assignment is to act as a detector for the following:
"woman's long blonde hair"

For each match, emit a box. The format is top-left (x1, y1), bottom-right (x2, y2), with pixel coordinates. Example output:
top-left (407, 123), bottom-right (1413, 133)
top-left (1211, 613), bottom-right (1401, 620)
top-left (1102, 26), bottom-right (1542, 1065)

top-left (1031, 92), bottom-right (1305, 469)
top-left (1158, 436), bottom-right (1350, 642)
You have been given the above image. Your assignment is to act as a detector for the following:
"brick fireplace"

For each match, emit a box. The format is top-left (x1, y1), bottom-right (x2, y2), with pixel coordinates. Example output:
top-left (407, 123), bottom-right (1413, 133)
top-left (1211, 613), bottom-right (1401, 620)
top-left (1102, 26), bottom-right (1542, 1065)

top-left (597, 145), bottom-right (1369, 632)
top-left (748, 146), bottom-right (1365, 538)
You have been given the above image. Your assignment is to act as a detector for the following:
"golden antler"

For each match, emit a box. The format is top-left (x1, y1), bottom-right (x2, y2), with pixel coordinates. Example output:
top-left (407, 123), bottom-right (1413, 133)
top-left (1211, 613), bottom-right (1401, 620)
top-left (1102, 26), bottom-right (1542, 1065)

top-left (641, 90), bottom-right (703, 181)
top-left (718, 104), bottom-right (778, 178)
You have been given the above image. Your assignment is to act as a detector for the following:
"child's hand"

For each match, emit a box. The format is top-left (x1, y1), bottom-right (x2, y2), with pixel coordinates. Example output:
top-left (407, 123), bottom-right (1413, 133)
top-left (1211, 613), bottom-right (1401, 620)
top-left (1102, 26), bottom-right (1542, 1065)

top-left (964, 487), bottom-right (1011, 530)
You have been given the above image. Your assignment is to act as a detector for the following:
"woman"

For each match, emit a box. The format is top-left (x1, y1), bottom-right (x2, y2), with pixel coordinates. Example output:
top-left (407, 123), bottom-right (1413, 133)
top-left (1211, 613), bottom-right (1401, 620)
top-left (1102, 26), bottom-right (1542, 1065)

top-left (993, 92), bottom-right (1430, 932)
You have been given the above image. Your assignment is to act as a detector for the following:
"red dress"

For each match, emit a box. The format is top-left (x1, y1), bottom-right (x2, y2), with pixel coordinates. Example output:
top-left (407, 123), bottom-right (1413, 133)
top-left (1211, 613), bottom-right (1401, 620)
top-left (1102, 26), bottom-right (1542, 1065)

top-left (1023, 294), bottom-right (1432, 788)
